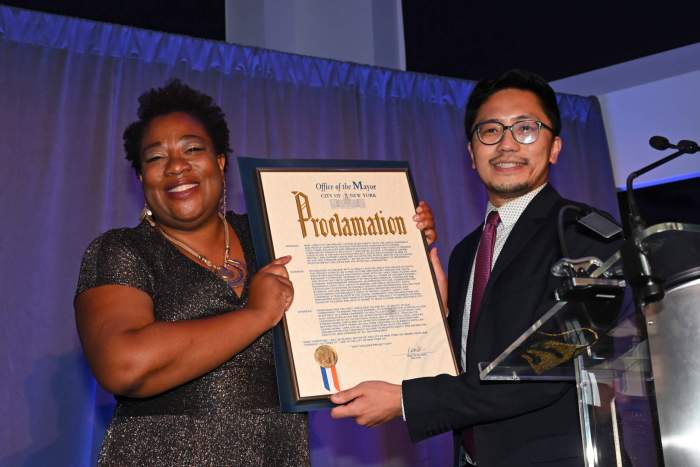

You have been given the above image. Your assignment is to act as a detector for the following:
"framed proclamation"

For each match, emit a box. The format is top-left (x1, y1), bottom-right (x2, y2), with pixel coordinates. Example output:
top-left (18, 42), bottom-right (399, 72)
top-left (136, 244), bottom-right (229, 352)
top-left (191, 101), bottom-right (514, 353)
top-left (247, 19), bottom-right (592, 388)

top-left (238, 157), bottom-right (458, 412)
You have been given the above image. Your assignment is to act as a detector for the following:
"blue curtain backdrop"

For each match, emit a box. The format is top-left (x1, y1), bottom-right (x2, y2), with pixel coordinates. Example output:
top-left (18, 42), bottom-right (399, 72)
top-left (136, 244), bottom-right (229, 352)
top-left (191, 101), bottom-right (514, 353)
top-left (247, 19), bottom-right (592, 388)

top-left (0, 5), bottom-right (619, 466)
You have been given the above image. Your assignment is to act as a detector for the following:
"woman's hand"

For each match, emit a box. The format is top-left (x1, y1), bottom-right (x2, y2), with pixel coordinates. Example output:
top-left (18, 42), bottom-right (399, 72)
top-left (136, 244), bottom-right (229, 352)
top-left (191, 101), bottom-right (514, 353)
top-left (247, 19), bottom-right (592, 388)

top-left (414, 201), bottom-right (436, 246)
top-left (247, 256), bottom-right (294, 328)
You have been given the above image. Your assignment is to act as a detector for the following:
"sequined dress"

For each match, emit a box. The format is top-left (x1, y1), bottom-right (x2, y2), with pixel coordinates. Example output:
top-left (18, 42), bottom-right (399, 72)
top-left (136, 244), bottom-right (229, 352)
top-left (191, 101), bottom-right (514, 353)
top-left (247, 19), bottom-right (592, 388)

top-left (76, 213), bottom-right (309, 466)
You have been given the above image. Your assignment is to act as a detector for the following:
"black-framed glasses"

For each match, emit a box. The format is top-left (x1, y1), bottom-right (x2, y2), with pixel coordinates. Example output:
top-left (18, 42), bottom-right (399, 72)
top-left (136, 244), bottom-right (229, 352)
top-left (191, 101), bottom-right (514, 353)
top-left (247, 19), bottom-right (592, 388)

top-left (472, 120), bottom-right (554, 145)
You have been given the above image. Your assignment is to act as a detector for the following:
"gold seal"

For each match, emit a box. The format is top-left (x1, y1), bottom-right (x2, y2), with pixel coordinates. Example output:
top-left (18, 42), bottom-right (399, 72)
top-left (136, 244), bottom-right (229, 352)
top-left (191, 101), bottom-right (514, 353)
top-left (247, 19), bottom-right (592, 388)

top-left (314, 345), bottom-right (338, 368)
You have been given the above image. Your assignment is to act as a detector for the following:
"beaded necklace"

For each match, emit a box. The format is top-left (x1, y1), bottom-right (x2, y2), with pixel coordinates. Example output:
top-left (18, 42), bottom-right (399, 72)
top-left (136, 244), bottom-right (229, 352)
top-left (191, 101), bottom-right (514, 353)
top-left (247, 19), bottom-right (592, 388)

top-left (156, 213), bottom-right (247, 289)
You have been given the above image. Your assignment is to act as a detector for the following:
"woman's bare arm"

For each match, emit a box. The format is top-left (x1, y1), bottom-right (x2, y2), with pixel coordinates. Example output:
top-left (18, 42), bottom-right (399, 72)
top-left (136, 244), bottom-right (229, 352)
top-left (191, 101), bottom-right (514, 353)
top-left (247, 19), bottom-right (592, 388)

top-left (75, 256), bottom-right (293, 398)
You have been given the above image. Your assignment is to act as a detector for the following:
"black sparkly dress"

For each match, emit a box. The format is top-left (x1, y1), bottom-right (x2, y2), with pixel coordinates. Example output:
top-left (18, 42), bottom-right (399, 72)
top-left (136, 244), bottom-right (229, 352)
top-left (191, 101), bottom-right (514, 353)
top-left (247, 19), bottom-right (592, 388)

top-left (76, 213), bottom-right (309, 467)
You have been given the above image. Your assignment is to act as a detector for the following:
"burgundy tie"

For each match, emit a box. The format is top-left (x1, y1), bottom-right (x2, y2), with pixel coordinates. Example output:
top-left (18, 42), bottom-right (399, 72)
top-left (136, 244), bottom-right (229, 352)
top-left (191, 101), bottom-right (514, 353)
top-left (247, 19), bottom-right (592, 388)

top-left (468, 210), bottom-right (501, 341)
top-left (462, 210), bottom-right (500, 461)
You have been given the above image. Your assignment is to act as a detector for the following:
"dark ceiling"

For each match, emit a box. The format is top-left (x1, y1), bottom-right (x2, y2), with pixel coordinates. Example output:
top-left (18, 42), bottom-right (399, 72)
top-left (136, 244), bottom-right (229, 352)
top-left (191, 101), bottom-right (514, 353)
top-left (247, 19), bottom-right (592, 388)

top-left (402, 0), bottom-right (700, 81)
top-left (1, 0), bottom-right (227, 41)
top-left (4, 0), bottom-right (700, 82)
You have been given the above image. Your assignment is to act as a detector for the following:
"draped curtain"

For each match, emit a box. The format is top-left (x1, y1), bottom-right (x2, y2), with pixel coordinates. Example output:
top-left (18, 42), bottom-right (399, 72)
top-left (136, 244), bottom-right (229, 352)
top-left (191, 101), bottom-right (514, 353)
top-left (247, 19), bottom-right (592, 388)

top-left (0, 5), bottom-right (618, 466)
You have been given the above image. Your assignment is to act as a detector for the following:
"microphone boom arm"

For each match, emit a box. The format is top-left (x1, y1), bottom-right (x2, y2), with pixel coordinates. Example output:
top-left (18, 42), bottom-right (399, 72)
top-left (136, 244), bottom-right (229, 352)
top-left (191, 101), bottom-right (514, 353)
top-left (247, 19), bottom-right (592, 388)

top-left (625, 149), bottom-right (690, 232)
top-left (623, 136), bottom-right (698, 304)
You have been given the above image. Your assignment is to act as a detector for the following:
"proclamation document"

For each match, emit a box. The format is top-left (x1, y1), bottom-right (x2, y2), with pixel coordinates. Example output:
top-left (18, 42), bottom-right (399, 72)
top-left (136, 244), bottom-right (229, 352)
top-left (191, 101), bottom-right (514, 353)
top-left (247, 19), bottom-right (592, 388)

top-left (239, 159), bottom-right (457, 410)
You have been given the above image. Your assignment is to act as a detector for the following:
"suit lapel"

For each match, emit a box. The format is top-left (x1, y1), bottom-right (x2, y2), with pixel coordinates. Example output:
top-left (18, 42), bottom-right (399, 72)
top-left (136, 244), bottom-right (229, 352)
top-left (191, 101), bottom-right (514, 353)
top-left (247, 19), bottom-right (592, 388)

top-left (489, 185), bottom-right (560, 284)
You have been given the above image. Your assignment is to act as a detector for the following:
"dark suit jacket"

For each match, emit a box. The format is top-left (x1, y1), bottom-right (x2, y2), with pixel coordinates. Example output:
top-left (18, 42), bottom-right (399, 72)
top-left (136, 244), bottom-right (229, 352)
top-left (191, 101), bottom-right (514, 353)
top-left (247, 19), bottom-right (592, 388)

top-left (402, 185), bottom-right (622, 467)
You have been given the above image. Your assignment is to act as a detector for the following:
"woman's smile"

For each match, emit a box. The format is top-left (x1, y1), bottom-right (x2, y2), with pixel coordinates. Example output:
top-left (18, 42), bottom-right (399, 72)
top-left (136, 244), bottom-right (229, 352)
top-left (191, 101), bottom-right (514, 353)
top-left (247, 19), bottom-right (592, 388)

top-left (166, 181), bottom-right (200, 198)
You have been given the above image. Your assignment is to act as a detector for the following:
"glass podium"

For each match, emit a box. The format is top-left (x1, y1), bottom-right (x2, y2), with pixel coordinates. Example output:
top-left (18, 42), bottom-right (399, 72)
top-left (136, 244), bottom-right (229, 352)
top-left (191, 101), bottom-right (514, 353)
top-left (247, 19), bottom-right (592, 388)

top-left (479, 223), bottom-right (700, 467)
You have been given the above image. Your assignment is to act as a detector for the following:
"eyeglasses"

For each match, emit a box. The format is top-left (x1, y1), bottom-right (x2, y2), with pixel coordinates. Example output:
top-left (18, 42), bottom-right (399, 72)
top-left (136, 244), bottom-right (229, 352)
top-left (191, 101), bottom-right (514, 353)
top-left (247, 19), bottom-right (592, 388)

top-left (471, 119), bottom-right (554, 145)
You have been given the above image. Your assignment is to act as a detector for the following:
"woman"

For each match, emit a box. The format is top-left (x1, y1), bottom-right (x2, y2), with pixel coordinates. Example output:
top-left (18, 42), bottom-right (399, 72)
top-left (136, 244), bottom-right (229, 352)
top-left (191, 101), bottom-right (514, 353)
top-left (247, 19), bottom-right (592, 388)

top-left (75, 80), bottom-right (439, 465)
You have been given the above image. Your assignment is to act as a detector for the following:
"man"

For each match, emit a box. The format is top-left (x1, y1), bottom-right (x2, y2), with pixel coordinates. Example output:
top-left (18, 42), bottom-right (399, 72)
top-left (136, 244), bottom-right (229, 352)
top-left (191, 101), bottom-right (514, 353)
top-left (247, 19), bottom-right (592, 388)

top-left (331, 69), bottom-right (621, 466)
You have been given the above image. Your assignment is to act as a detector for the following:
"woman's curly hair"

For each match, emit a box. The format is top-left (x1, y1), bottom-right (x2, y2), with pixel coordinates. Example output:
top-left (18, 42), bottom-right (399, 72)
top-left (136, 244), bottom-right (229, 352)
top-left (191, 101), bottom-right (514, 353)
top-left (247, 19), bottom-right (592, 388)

top-left (123, 79), bottom-right (232, 174)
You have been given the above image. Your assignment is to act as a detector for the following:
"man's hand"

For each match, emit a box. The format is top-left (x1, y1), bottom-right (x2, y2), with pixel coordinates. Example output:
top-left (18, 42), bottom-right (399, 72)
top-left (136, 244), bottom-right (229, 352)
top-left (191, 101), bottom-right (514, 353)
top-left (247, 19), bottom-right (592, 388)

top-left (330, 381), bottom-right (403, 427)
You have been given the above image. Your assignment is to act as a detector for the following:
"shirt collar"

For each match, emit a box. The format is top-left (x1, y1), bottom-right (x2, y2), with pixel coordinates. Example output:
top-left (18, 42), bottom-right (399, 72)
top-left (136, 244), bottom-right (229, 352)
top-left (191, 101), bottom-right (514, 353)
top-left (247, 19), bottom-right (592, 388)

top-left (485, 183), bottom-right (547, 228)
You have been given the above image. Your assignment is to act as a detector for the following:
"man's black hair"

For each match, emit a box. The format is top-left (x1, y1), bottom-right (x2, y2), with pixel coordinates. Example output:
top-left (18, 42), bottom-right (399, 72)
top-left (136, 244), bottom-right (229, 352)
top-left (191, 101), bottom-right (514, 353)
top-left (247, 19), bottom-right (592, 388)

top-left (123, 79), bottom-right (232, 174)
top-left (464, 69), bottom-right (561, 140)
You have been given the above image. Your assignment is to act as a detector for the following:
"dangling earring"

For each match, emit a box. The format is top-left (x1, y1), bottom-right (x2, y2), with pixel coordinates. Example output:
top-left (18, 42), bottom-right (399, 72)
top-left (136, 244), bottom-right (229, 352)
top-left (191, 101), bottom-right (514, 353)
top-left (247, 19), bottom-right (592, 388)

top-left (219, 179), bottom-right (228, 216)
top-left (140, 202), bottom-right (156, 227)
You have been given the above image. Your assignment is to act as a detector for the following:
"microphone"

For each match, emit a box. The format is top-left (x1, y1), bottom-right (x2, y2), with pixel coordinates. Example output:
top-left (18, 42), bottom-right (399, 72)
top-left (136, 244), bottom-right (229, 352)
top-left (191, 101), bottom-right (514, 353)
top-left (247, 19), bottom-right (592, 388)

top-left (677, 140), bottom-right (700, 153)
top-left (557, 205), bottom-right (622, 259)
top-left (623, 135), bottom-right (700, 304)
top-left (649, 135), bottom-right (673, 151)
